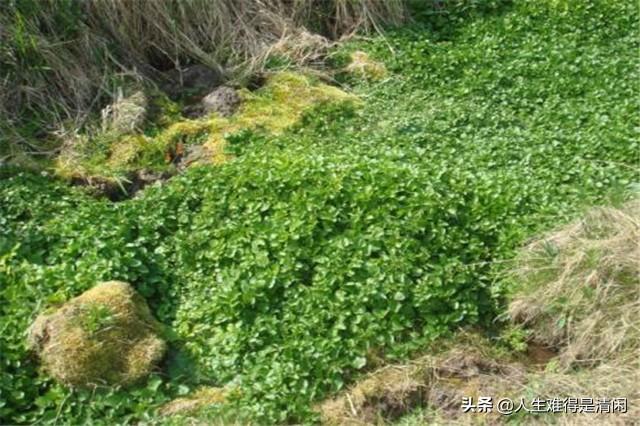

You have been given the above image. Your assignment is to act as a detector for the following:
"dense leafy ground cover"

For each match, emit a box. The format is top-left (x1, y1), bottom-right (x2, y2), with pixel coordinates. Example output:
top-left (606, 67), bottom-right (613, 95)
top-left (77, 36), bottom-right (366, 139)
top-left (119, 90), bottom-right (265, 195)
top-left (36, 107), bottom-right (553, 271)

top-left (1, 1), bottom-right (638, 424)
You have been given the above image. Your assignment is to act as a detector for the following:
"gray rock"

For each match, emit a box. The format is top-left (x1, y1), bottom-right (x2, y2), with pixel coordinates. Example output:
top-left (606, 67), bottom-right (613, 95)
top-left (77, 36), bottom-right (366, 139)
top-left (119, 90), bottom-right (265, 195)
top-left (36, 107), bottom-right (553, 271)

top-left (176, 144), bottom-right (212, 170)
top-left (165, 64), bottom-right (224, 97)
top-left (201, 86), bottom-right (242, 117)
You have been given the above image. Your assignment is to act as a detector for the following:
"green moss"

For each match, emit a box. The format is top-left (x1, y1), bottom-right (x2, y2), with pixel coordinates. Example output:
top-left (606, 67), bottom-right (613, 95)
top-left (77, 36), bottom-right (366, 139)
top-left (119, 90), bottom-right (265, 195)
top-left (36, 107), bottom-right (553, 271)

top-left (52, 72), bottom-right (357, 181)
top-left (146, 92), bottom-right (183, 131)
top-left (199, 72), bottom-right (358, 163)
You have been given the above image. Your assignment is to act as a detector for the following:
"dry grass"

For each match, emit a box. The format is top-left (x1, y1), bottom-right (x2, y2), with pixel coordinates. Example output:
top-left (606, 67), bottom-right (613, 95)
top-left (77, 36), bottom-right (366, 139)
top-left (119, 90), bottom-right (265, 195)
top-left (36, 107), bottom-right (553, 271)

top-left (318, 366), bottom-right (426, 425)
top-left (345, 51), bottom-right (388, 80)
top-left (100, 90), bottom-right (148, 135)
top-left (27, 281), bottom-right (166, 387)
top-left (509, 200), bottom-right (640, 369)
top-left (315, 332), bottom-right (526, 425)
top-left (0, 0), bottom-right (406, 154)
top-left (159, 386), bottom-right (229, 417)
top-left (503, 200), bottom-right (640, 425)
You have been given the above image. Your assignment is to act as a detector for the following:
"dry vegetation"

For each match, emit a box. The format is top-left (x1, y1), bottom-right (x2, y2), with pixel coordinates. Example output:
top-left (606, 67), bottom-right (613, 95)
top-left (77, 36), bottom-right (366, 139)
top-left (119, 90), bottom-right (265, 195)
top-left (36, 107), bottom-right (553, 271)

top-left (509, 201), bottom-right (640, 370)
top-left (0, 0), bottom-right (406, 156)
top-left (27, 281), bottom-right (166, 388)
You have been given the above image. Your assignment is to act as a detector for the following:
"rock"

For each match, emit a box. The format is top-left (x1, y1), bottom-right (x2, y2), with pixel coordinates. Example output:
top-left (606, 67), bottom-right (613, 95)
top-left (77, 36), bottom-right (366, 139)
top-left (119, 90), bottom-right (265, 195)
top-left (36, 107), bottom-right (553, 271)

top-left (180, 65), bottom-right (223, 90)
top-left (101, 90), bottom-right (148, 135)
top-left (165, 64), bottom-right (224, 98)
top-left (27, 281), bottom-right (166, 387)
top-left (176, 144), bottom-right (212, 170)
top-left (200, 86), bottom-right (242, 117)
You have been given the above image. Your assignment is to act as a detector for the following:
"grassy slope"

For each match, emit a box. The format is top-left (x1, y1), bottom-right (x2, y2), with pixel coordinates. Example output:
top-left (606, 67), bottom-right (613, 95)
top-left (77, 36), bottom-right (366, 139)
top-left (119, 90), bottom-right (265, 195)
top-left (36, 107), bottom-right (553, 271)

top-left (0, 0), bottom-right (638, 424)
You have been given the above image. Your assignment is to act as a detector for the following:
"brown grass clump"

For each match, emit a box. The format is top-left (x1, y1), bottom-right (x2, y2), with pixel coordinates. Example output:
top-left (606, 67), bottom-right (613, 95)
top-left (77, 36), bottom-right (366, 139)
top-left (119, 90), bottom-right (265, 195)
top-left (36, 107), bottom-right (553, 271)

top-left (159, 386), bottom-right (230, 417)
top-left (316, 334), bottom-right (525, 425)
top-left (318, 366), bottom-right (425, 425)
top-left (101, 90), bottom-right (148, 136)
top-left (502, 200), bottom-right (640, 425)
top-left (269, 29), bottom-right (333, 68)
top-left (509, 200), bottom-right (640, 369)
top-left (27, 281), bottom-right (166, 388)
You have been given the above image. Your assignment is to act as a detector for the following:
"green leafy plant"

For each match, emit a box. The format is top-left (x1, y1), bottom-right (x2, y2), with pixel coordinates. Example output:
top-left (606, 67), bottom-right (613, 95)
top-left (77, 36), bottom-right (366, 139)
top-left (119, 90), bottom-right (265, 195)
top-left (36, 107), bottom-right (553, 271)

top-left (1, 0), bottom-right (638, 424)
top-left (499, 325), bottom-right (531, 353)
top-left (79, 304), bottom-right (115, 336)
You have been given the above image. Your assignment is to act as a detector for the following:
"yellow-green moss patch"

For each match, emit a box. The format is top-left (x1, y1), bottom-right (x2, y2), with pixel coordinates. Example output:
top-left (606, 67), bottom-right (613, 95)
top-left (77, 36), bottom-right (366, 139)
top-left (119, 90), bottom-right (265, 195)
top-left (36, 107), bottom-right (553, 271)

top-left (106, 134), bottom-right (150, 170)
top-left (120, 72), bottom-right (358, 167)
top-left (198, 72), bottom-right (359, 164)
top-left (53, 72), bottom-right (358, 184)
top-left (345, 51), bottom-right (387, 81)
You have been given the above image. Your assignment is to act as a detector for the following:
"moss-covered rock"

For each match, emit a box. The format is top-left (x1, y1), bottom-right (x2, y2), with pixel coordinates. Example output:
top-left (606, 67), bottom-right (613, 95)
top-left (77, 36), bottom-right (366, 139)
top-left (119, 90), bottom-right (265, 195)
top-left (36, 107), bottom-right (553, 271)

top-left (27, 281), bottom-right (166, 388)
top-left (200, 86), bottom-right (242, 117)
